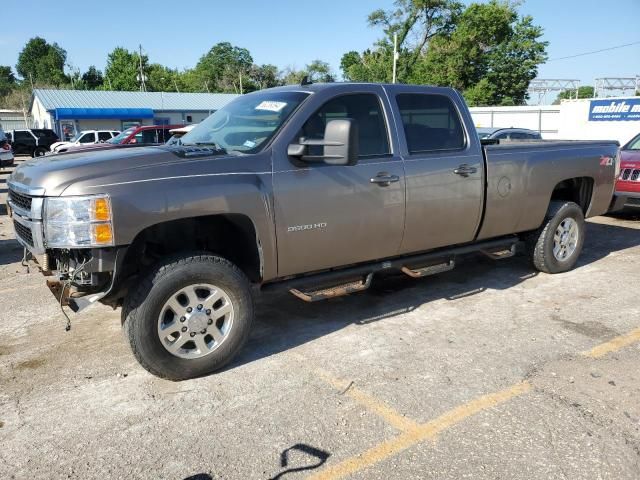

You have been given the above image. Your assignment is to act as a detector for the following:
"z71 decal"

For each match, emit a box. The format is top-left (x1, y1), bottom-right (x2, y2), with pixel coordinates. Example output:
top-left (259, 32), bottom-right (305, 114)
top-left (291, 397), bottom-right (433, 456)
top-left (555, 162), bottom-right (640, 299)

top-left (600, 155), bottom-right (614, 166)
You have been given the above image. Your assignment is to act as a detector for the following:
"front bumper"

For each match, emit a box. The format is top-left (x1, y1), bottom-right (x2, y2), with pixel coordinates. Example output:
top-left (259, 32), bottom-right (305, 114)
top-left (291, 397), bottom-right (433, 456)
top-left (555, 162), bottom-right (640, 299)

top-left (615, 191), bottom-right (640, 209)
top-left (0, 150), bottom-right (14, 165)
top-left (8, 180), bottom-right (123, 311)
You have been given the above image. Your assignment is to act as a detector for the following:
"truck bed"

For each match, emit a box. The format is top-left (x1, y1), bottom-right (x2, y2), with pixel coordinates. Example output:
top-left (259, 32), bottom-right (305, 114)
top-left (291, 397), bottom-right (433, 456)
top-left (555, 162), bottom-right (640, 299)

top-left (478, 140), bottom-right (619, 240)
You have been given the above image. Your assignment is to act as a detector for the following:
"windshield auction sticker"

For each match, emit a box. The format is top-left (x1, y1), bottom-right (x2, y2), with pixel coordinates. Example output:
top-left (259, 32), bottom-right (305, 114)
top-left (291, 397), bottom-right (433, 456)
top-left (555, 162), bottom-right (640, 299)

top-left (255, 101), bottom-right (287, 112)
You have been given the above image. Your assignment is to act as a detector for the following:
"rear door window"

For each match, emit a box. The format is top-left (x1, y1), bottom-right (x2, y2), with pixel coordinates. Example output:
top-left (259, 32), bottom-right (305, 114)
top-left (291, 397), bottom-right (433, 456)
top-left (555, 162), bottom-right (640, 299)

top-left (98, 132), bottom-right (112, 142)
top-left (396, 94), bottom-right (466, 153)
top-left (141, 129), bottom-right (160, 144)
top-left (14, 131), bottom-right (33, 142)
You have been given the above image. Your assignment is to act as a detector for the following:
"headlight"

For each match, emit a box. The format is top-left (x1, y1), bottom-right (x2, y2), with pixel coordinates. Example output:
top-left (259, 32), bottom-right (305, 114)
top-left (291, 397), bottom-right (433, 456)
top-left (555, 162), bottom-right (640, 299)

top-left (44, 195), bottom-right (114, 248)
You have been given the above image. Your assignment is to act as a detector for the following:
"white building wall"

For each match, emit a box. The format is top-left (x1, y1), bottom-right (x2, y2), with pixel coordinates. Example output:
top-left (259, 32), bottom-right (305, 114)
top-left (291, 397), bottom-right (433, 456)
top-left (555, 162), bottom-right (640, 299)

top-left (469, 106), bottom-right (561, 138)
top-left (31, 97), bottom-right (54, 129)
top-left (556, 98), bottom-right (639, 145)
top-left (469, 97), bottom-right (640, 144)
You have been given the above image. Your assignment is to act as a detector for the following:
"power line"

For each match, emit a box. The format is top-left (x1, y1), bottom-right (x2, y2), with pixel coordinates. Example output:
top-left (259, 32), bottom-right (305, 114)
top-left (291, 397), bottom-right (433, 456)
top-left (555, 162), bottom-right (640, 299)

top-left (547, 40), bottom-right (640, 62)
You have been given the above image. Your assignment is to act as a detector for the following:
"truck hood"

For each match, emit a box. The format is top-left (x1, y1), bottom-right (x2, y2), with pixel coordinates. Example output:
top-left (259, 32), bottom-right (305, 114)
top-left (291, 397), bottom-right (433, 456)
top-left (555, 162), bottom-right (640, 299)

top-left (620, 149), bottom-right (640, 168)
top-left (9, 146), bottom-right (224, 196)
top-left (50, 141), bottom-right (76, 151)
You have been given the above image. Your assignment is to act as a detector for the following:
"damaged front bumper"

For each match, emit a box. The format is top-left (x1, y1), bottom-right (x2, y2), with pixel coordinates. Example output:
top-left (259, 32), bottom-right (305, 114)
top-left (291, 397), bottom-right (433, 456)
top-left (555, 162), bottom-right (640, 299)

top-left (25, 247), bottom-right (126, 313)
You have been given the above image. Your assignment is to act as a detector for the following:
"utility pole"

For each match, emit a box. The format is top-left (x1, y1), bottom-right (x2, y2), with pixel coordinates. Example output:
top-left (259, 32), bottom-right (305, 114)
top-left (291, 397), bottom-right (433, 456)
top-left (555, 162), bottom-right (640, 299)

top-left (137, 44), bottom-right (147, 92)
top-left (239, 71), bottom-right (243, 94)
top-left (392, 33), bottom-right (399, 84)
top-left (174, 78), bottom-right (180, 93)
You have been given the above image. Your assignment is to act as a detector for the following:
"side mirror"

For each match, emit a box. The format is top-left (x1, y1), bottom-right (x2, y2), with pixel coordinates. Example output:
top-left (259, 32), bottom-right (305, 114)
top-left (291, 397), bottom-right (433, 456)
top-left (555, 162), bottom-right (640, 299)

top-left (288, 118), bottom-right (359, 166)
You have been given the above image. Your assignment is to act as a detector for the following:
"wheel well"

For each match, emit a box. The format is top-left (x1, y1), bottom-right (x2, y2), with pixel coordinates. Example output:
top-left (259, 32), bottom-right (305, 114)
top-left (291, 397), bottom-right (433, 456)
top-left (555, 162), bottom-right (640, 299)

top-left (550, 177), bottom-right (593, 214)
top-left (120, 214), bottom-right (262, 284)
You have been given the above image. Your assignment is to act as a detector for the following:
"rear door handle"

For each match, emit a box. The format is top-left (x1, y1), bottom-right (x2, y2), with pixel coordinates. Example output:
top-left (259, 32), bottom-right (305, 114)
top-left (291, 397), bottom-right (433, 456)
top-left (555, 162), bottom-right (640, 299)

top-left (453, 164), bottom-right (478, 177)
top-left (370, 172), bottom-right (400, 187)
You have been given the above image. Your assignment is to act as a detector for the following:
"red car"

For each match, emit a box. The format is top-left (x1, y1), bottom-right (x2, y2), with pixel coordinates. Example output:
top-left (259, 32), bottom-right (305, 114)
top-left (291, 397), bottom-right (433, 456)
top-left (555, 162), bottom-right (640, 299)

top-left (616, 132), bottom-right (640, 210)
top-left (61, 124), bottom-right (183, 153)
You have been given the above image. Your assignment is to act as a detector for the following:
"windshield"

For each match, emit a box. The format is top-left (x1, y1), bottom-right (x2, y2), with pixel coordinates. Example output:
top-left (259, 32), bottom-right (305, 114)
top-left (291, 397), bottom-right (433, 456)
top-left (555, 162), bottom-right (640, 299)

top-left (623, 133), bottom-right (640, 150)
top-left (180, 91), bottom-right (310, 154)
top-left (107, 128), bottom-right (136, 144)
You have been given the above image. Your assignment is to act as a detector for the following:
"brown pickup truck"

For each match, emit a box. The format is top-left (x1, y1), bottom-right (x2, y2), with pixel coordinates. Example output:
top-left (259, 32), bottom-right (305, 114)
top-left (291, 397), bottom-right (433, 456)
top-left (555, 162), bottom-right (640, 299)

top-left (7, 83), bottom-right (622, 380)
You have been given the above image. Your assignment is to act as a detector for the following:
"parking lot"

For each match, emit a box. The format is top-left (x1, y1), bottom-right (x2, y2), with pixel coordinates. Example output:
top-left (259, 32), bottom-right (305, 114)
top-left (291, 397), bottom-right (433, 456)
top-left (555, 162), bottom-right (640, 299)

top-left (0, 157), bottom-right (639, 479)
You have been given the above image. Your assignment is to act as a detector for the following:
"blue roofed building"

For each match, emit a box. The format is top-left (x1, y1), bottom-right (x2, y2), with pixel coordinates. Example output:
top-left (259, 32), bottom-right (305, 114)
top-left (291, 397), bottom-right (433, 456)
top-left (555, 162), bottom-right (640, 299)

top-left (30, 89), bottom-right (239, 140)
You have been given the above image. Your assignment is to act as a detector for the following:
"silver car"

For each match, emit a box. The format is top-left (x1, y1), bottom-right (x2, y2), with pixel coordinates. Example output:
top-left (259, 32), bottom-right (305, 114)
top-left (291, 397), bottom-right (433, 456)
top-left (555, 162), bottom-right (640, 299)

top-left (477, 127), bottom-right (542, 140)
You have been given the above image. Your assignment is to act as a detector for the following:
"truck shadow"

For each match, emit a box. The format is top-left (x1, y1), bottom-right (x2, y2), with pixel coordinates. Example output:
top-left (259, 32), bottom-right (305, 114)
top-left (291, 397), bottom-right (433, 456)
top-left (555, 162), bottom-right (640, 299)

top-left (229, 219), bottom-right (640, 371)
top-left (0, 238), bottom-right (22, 266)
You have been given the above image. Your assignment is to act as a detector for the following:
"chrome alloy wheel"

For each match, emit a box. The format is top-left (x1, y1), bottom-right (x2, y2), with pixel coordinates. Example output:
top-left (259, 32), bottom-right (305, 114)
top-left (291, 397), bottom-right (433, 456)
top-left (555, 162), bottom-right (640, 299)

top-left (552, 217), bottom-right (579, 261)
top-left (157, 283), bottom-right (234, 359)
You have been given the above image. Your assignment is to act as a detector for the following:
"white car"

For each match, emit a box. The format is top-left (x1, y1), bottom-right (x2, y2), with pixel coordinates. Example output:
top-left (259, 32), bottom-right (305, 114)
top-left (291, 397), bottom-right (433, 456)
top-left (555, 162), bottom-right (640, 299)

top-left (165, 124), bottom-right (197, 145)
top-left (50, 130), bottom-right (120, 153)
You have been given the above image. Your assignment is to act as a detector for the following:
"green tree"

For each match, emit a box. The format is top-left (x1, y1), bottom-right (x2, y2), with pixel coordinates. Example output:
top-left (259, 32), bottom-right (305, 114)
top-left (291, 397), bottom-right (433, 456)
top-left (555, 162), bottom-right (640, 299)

top-left (340, 51), bottom-right (364, 81)
top-left (248, 64), bottom-right (280, 91)
top-left (16, 37), bottom-right (67, 86)
top-left (367, 0), bottom-right (463, 80)
top-left (554, 86), bottom-right (594, 104)
top-left (306, 60), bottom-right (334, 83)
top-left (146, 64), bottom-right (185, 92)
top-left (281, 60), bottom-right (335, 85)
top-left (342, 0), bottom-right (546, 106)
top-left (0, 66), bottom-right (17, 97)
top-left (81, 65), bottom-right (104, 90)
top-left (104, 47), bottom-right (147, 91)
top-left (192, 42), bottom-right (253, 93)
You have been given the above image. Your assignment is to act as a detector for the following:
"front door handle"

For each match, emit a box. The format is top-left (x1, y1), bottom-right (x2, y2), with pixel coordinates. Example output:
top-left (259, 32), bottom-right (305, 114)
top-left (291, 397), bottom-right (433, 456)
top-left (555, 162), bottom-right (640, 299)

top-left (453, 164), bottom-right (478, 177)
top-left (370, 172), bottom-right (400, 187)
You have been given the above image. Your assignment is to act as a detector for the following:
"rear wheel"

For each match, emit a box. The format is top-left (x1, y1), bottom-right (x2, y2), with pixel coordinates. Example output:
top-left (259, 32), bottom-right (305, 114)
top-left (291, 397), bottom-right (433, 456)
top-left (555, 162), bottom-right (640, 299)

top-left (526, 201), bottom-right (585, 274)
top-left (122, 254), bottom-right (254, 381)
top-left (33, 146), bottom-right (48, 157)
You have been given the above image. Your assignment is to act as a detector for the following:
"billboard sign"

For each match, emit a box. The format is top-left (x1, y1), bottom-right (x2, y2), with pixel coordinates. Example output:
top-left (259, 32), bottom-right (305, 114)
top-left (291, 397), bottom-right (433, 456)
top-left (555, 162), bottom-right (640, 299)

top-left (588, 98), bottom-right (640, 121)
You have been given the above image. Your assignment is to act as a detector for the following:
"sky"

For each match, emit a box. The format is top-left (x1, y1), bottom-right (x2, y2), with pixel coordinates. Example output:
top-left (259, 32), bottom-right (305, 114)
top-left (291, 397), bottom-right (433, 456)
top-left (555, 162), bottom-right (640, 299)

top-left (0, 0), bottom-right (638, 92)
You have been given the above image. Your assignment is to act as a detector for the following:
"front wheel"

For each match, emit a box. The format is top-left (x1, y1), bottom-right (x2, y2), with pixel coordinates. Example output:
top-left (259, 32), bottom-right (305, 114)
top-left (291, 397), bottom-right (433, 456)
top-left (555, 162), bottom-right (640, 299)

top-left (122, 254), bottom-right (254, 381)
top-left (526, 201), bottom-right (585, 274)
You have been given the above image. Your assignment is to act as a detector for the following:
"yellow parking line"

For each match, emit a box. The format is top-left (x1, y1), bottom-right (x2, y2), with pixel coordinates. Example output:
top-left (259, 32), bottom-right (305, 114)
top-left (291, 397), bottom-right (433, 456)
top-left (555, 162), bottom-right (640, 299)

top-left (583, 327), bottom-right (640, 358)
top-left (313, 365), bottom-right (421, 433)
top-left (308, 381), bottom-right (531, 480)
top-left (292, 352), bottom-right (419, 433)
top-left (303, 325), bottom-right (640, 480)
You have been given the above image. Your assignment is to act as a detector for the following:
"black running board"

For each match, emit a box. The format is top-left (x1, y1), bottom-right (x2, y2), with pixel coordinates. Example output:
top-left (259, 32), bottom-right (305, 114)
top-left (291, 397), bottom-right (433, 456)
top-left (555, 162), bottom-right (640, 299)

top-left (401, 259), bottom-right (455, 278)
top-left (481, 243), bottom-right (517, 260)
top-left (265, 236), bottom-right (519, 301)
top-left (290, 273), bottom-right (373, 302)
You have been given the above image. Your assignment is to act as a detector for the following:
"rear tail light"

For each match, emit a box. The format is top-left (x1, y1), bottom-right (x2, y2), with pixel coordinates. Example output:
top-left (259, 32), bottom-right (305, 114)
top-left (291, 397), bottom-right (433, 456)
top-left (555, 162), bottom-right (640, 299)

top-left (1, 143), bottom-right (10, 151)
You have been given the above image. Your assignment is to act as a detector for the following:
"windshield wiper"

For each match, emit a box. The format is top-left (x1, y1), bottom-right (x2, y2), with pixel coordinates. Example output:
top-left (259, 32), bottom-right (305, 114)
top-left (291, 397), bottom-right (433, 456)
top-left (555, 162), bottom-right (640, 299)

top-left (182, 141), bottom-right (226, 153)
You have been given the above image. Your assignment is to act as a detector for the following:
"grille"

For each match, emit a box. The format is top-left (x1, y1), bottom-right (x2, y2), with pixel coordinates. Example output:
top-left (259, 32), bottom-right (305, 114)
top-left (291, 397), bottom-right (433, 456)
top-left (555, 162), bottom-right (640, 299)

top-left (627, 197), bottom-right (640, 206)
top-left (8, 189), bottom-right (32, 212)
top-left (631, 169), bottom-right (640, 181)
top-left (13, 220), bottom-right (34, 247)
top-left (621, 168), bottom-right (631, 180)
